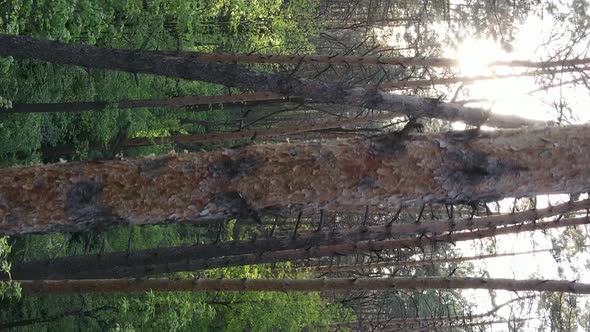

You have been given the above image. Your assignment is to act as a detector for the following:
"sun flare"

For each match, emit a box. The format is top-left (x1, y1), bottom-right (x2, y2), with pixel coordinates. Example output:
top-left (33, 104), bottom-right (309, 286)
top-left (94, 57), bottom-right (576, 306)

top-left (453, 38), bottom-right (503, 76)
top-left (448, 37), bottom-right (558, 121)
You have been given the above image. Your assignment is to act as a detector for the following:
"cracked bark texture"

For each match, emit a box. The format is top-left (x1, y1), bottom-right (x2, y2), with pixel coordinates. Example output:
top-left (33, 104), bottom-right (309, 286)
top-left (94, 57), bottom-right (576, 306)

top-left (0, 33), bottom-right (546, 128)
top-left (1, 125), bottom-right (590, 235)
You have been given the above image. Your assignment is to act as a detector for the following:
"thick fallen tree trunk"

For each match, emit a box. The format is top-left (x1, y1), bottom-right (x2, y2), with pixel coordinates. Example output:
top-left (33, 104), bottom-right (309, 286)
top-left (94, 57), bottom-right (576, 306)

top-left (1, 125), bottom-right (590, 235)
top-left (0, 33), bottom-right (545, 128)
top-left (18, 276), bottom-right (590, 295)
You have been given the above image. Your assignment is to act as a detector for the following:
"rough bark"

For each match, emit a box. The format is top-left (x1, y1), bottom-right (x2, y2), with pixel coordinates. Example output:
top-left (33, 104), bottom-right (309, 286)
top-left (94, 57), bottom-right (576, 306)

top-left (9, 217), bottom-right (587, 280)
top-left (18, 276), bottom-right (590, 295)
top-left (0, 92), bottom-right (284, 113)
top-left (0, 33), bottom-right (545, 128)
top-left (9, 197), bottom-right (583, 280)
top-left (1, 125), bottom-right (589, 235)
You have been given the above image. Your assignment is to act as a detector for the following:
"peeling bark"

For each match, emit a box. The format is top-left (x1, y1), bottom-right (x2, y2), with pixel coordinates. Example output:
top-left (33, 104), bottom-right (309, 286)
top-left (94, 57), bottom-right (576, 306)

top-left (18, 276), bottom-right (590, 295)
top-left (1, 125), bottom-right (590, 235)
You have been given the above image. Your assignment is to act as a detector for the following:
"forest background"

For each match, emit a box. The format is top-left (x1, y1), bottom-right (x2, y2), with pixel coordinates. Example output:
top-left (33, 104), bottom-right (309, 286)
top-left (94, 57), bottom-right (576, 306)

top-left (1, 0), bottom-right (590, 331)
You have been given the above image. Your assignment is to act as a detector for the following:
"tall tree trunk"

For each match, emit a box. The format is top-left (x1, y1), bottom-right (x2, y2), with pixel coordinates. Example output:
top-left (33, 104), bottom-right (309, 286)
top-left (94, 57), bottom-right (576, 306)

top-left (303, 249), bottom-right (552, 274)
top-left (0, 92), bottom-right (285, 113)
top-left (295, 67), bottom-right (584, 90)
top-left (122, 112), bottom-right (399, 147)
top-left (377, 319), bottom-right (510, 332)
top-left (0, 33), bottom-right (544, 128)
top-left (371, 67), bottom-right (583, 90)
top-left (40, 111), bottom-right (391, 156)
top-left (18, 276), bottom-right (590, 295)
top-left (155, 51), bottom-right (590, 69)
top-left (1, 125), bottom-right (589, 235)
top-left (325, 295), bottom-right (530, 330)
top-left (9, 197), bottom-right (584, 280)
top-left (9, 217), bottom-right (587, 280)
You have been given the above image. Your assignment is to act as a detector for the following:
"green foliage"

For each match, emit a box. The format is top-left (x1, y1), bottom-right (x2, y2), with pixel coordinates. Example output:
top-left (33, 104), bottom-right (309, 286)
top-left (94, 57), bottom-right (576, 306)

top-left (3, 221), bottom-right (345, 331)
top-left (538, 292), bottom-right (583, 332)
top-left (111, 288), bottom-right (338, 332)
top-left (0, 0), bottom-right (318, 165)
top-left (0, 236), bottom-right (21, 301)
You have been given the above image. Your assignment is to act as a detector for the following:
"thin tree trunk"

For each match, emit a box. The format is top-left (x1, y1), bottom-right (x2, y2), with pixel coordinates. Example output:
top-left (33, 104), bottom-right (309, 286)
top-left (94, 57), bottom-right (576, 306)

top-left (303, 249), bottom-right (552, 274)
top-left (18, 276), bottom-right (590, 295)
top-left (9, 198), bottom-right (584, 280)
top-left (0, 92), bottom-right (285, 113)
top-left (155, 51), bottom-right (590, 69)
top-left (372, 67), bottom-right (584, 90)
top-left (40, 111), bottom-right (394, 156)
top-left (292, 198), bottom-right (590, 240)
top-left (326, 296), bottom-right (530, 329)
top-left (377, 319), bottom-right (511, 332)
top-left (143, 217), bottom-right (590, 275)
top-left (330, 316), bottom-right (489, 330)
top-left (158, 50), bottom-right (459, 67)
top-left (9, 217), bottom-right (587, 280)
top-left (187, 217), bottom-right (585, 275)
top-left (122, 112), bottom-right (400, 147)
top-left (1, 125), bottom-right (589, 235)
top-left (0, 33), bottom-right (544, 128)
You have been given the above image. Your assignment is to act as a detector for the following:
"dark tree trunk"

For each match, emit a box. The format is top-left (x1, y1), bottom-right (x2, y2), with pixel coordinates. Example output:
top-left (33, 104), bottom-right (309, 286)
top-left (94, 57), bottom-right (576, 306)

top-left (0, 92), bottom-right (286, 113)
top-left (18, 276), bottom-right (590, 295)
top-left (8, 216), bottom-right (587, 280)
top-left (0, 33), bottom-right (543, 128)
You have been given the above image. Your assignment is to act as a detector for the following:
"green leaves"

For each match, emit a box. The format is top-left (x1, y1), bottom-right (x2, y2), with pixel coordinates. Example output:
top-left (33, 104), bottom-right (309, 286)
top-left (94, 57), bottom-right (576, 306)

top-left (0, 237), bottom-right (21, 301)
